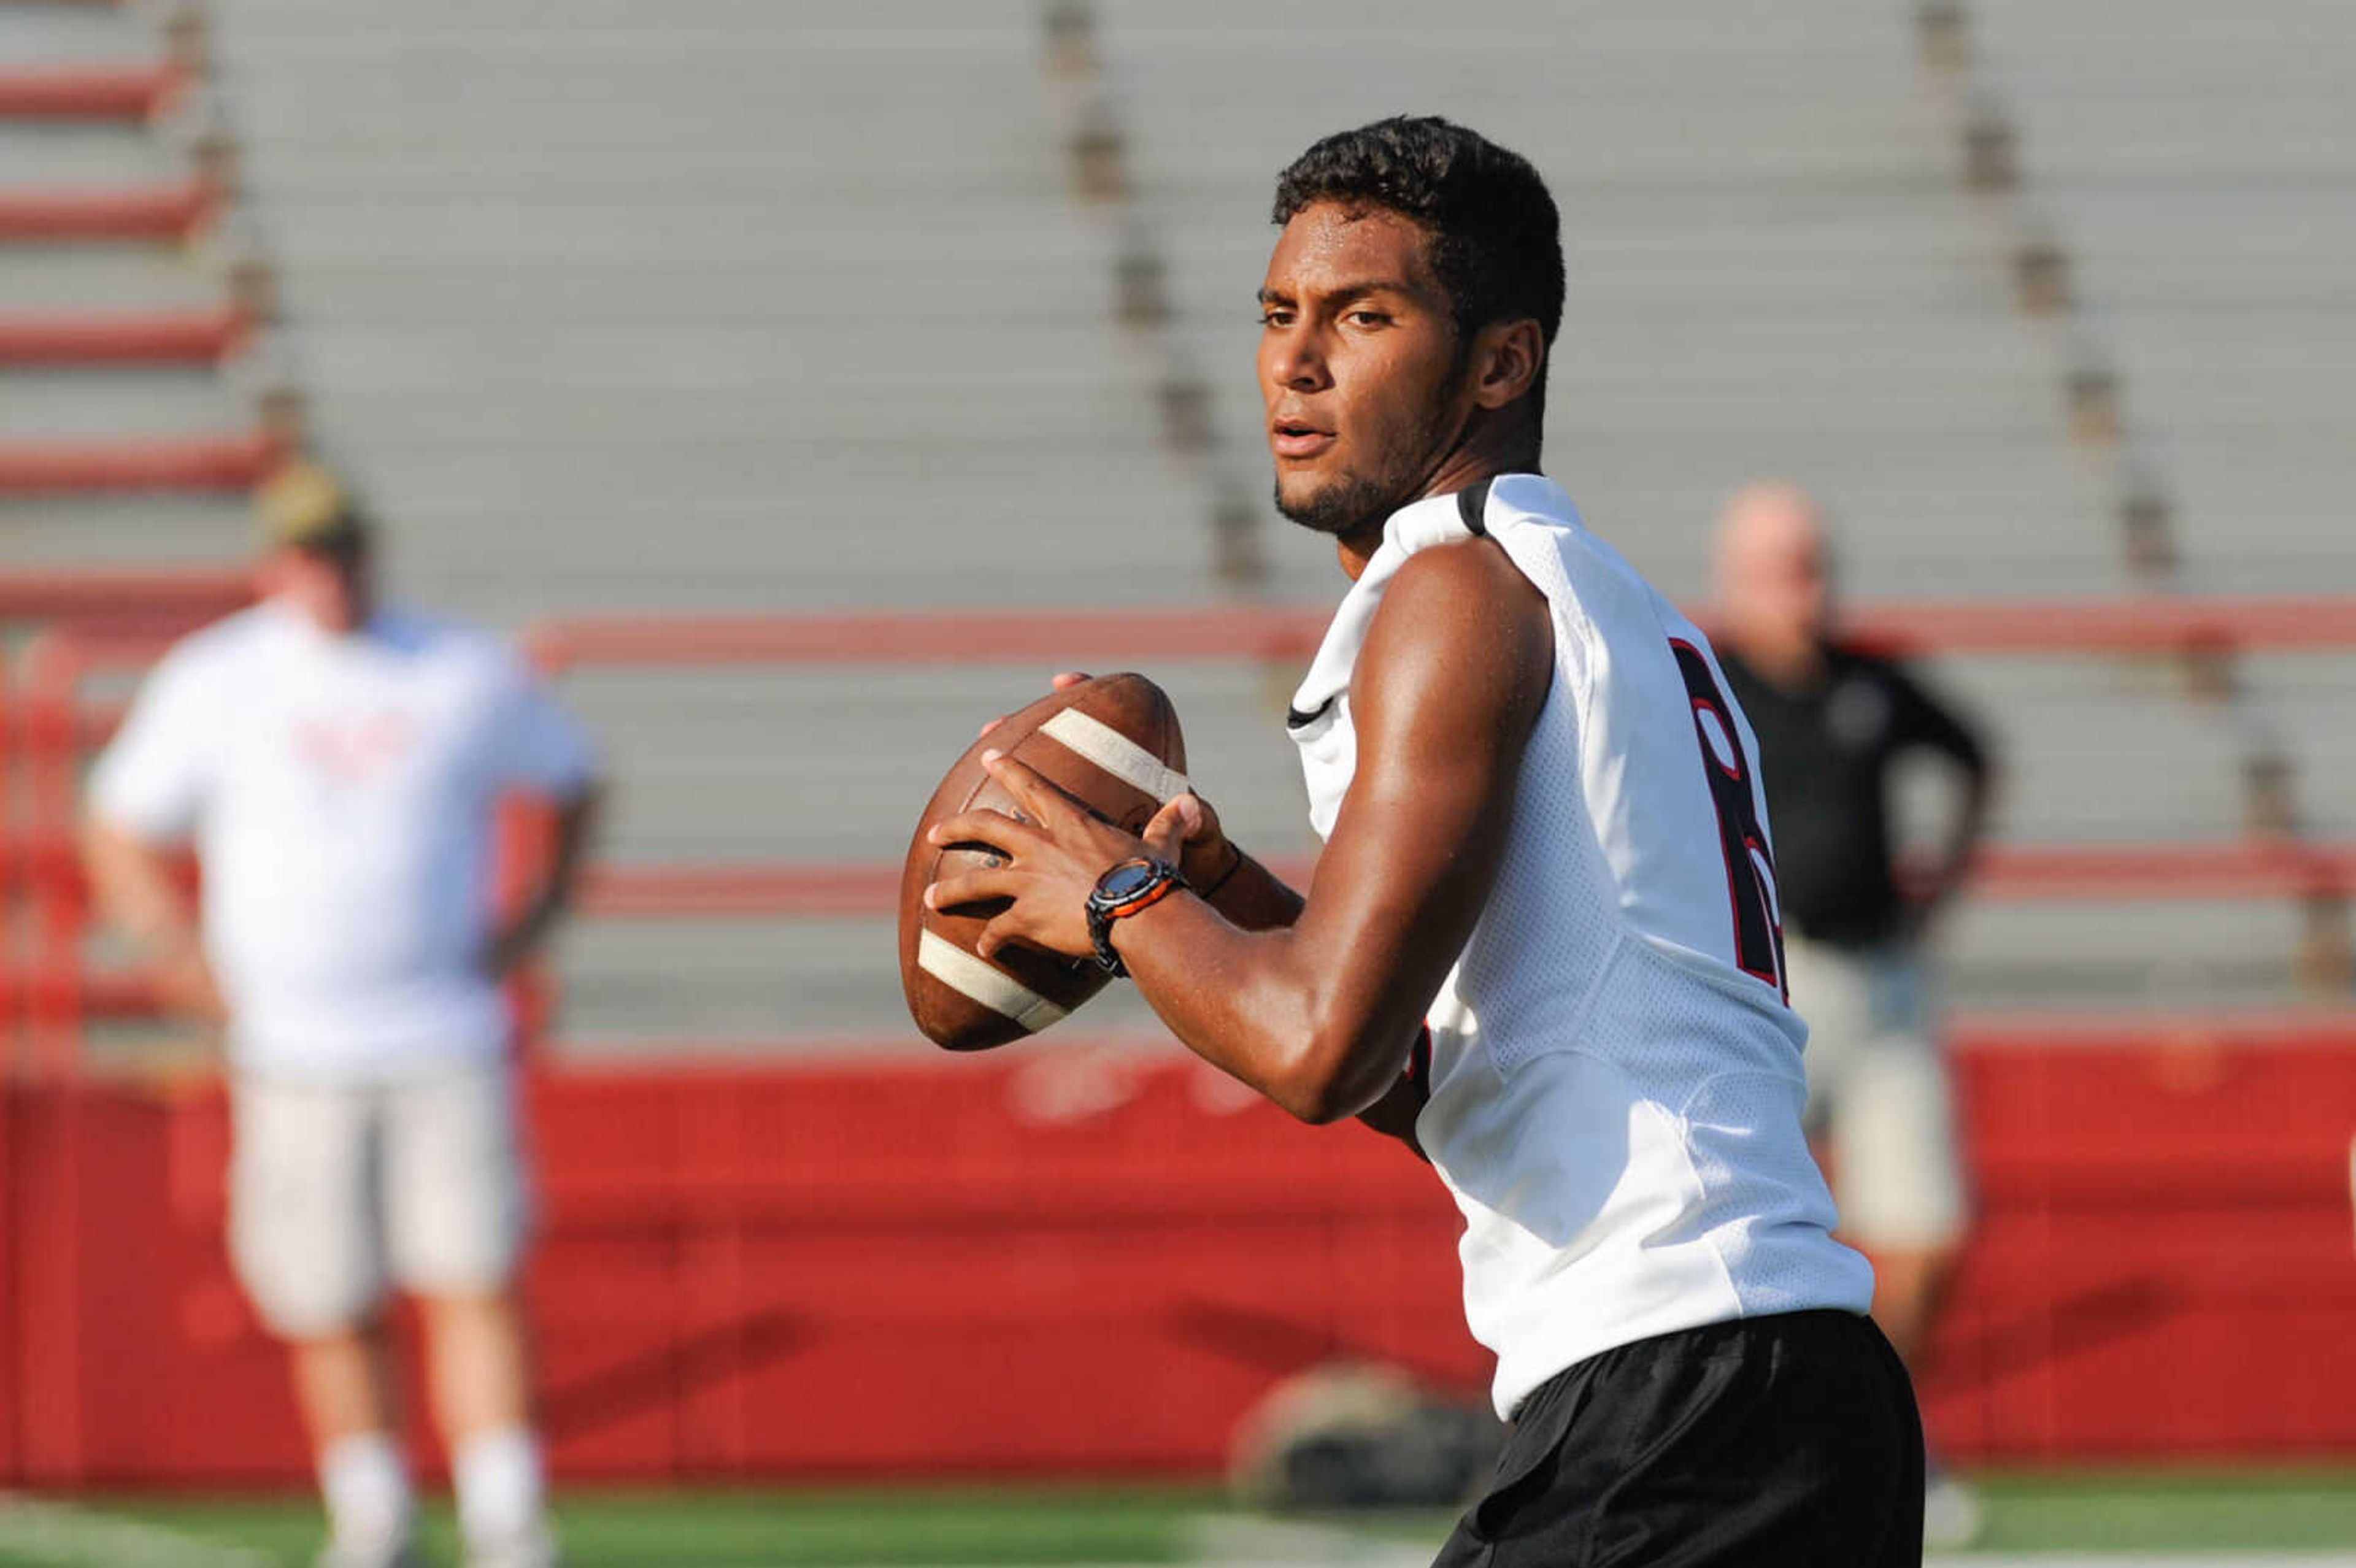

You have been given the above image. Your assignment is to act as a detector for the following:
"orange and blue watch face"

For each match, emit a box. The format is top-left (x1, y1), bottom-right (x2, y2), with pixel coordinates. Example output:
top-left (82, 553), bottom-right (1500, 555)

top-left (1098, 859), bottom-right (1163, 904)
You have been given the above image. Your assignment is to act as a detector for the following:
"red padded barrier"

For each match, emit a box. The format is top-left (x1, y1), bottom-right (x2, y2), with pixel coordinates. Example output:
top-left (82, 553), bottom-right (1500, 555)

top-left (4, 1031), bottom-right (2352, 1484)
top-left (0, 1087), bottom-right (14, 1480)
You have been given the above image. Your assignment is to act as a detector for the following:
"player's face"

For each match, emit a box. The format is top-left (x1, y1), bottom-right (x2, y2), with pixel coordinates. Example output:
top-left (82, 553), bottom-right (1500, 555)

top-left (1258, 202), bottom-right (1472, 542)
top-left (1727, 503), bottom-right (1833, 644)
top-left (261, 542), bottom-right (372, 636)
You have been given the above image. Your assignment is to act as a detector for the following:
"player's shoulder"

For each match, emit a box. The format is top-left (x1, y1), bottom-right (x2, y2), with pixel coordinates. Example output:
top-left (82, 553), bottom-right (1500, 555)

top-left (377, 605), bottom-right (529, 677)
top-left (1377, 530), bottom-right (1551, 674)
top-left (1386, 525), bottom-right (1536, 602)
top-left (155, 604), bottom-right (279, 684)
top-left (1482, 476), bottom-right (1696, 675)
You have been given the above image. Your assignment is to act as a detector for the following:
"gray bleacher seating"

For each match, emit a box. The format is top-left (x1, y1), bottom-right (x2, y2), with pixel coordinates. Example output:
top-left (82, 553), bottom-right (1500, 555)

top-left (205, 0), bottom-right (1227, 618)
top-left (13, 1), bottom-right (2333, 1047)
top-left (1971, 0), bottom-right (2356, 596)
top-left (1968, 0), bottom-right (2356, 975)
top-left (1103, 0), bottom-right (2128, 604)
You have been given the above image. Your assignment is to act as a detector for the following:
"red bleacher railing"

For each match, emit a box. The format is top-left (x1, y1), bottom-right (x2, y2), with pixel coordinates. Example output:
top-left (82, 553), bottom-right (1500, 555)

top-left (11, 593), bottom-right (2356, 1072)
top-left (0, 64), bottom-right (180, 121)
top-left (528, 594), bottom-right (2356, 669)
top-left (572, 842), bottom-right (2356, 923)
top-left (0, 568), bottom-right (247, 627)
top-left (0, 179), bottom-right (215, 242)
top-left (0, 306), bottom-right (248, 367)
top-left (526, 596), bottom-right (2356, 964)
top-left (0, 431), bottom-right (277, 495)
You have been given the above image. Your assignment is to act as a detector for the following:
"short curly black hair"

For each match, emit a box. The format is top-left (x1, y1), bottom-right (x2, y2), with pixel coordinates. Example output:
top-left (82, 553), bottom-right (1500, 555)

top-left (1272, 116), bottom-right (1564, 357)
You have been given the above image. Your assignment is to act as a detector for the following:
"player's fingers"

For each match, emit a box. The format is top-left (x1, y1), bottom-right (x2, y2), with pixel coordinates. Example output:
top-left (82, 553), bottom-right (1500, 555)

top-left (925, 868), bottom-right (1018, 912)
top-left (928, 807), bottom-right (1042, 855)
top-left (979, 674), bottom-right (1091, 736)
top-left (1141, 793), bottom-right (1201, 864)
top-left (974, 912), bottom-right (1040, 961)
top-left (979, 750), bottom-right (1068, 826)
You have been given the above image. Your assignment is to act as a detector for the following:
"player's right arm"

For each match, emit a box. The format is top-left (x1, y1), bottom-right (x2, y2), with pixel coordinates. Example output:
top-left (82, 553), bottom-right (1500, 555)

top-left (1164, 794), bottom-right (1428, 1156)
top-left (80, 816), bottom-right (223, 1025)
top-left (82, 642), bottom-right (225, 1026)
top-left (930, 537), bottom-right (1552, 1126)
top-left (989, 678), bottom-right (1423, 1153)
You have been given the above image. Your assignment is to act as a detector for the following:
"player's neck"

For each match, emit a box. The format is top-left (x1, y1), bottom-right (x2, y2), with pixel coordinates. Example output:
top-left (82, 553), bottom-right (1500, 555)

top-left (1336, 426), bottom-right (1541, 581)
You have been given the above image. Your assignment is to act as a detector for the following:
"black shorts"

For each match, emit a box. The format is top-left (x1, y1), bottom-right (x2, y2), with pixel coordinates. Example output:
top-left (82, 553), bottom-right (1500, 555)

top-left (1431, 1309), bottom-right (1923, 1567)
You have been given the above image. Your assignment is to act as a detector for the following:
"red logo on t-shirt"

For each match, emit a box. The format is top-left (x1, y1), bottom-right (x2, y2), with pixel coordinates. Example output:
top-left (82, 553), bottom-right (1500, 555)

top-left (293, 710), bottom-right (416, 783)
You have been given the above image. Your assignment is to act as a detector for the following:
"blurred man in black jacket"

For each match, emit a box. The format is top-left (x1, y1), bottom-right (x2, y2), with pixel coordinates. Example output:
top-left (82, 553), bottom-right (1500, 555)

top-left (1714, 480), bottom-right (1994, 1548)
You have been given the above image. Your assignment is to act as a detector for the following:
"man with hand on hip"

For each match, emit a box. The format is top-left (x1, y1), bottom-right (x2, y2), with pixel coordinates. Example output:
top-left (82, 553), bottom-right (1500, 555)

top-left (83, 458), bottom-right (602, 1568)
top-left (1712, 478), bottom-right (1995, 1548)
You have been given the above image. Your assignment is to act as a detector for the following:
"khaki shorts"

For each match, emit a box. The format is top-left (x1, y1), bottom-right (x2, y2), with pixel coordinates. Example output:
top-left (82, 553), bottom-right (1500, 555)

top-left (1787, 934), bottom-right (1969, 1253)
top-left (228, 1062), bottom-right (531, 1338)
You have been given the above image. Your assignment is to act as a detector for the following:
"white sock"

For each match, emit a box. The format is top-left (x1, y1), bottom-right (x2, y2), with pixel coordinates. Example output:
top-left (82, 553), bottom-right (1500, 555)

top-left (317, 1431), bottom-right (414, 1550)
top-left (454, 1425), bottom-right (549, 1551)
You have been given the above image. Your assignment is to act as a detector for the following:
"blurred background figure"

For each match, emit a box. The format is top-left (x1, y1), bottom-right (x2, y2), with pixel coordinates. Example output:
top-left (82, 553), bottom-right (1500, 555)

top-left (1711, 480), bottom-right (1995, 1547)
top-left (79, 459), bottom-right (603, 1568)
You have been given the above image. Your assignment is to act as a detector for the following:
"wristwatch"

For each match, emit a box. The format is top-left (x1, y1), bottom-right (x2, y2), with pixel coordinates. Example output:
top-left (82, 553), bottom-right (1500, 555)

top-left (1085, 856), bottom-right (1187, 977)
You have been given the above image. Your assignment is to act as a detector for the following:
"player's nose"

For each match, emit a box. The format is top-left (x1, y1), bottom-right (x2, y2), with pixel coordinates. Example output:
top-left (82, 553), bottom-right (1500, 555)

top-left (1261, 325), bottom-right (1330, 393)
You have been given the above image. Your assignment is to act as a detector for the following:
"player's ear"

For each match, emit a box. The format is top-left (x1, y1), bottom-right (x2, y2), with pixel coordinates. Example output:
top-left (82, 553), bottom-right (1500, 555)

top-left (1468, 318), bottom-right (1544, 412)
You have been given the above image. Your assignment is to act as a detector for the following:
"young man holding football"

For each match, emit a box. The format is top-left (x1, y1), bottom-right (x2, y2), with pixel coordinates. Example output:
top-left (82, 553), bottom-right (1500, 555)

top-left (926, 117), bottom-right (1923, 1564)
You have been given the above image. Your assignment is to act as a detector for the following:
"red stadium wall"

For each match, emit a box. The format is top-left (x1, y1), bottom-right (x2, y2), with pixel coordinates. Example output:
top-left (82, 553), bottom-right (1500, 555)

top-left (3, 1026), bottom-right (2354, 1488)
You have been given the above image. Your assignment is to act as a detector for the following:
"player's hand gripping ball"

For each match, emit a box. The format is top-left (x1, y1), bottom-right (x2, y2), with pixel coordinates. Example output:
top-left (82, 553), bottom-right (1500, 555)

top-left (898, 673), bottom-right (1191, 1050)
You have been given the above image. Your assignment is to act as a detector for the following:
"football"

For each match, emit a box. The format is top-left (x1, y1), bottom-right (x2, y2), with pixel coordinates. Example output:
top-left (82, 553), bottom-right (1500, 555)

top-left (899, 673), bottom-right (1189, 1050)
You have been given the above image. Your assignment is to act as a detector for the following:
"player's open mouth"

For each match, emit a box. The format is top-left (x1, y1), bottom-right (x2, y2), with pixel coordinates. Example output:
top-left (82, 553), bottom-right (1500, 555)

top-left (1269, 420), bottom-right (1334, 460)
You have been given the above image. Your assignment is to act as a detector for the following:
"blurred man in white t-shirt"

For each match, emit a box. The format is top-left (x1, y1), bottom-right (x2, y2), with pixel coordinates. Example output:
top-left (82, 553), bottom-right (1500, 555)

top-left (83, 459), bottom-right (601, 1568)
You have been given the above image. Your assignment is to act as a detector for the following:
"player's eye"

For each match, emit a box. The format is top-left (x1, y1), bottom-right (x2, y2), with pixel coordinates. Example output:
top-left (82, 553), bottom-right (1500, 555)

top-left (1345, 309), bottom-right (1392, 328)
top-left (1258, 309), bottom-right (1293, 328)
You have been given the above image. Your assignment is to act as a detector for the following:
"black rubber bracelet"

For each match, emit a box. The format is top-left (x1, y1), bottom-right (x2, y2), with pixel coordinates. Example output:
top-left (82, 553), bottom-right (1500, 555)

top-left (1197, 844), bottom-right (1246, 903)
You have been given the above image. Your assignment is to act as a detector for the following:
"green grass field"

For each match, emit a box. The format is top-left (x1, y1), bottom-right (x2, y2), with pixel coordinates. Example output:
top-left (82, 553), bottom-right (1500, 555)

top-left (1, 1472), bottom-right (2351, 1567)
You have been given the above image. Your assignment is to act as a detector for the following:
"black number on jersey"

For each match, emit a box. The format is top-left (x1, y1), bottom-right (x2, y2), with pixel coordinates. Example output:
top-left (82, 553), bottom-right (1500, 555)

top-left (1669, 639), bottom-right (1787, 999)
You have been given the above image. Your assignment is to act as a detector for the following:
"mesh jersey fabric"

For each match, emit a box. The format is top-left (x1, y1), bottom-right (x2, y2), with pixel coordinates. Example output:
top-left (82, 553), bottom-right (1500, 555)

top-left (1286, 474), bottom-right (1874, 1417)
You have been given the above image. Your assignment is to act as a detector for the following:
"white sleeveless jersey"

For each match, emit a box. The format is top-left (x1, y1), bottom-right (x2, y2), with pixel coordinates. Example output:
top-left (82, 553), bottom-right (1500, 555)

top-left (1288, 473), bottom-right (1873, 1417)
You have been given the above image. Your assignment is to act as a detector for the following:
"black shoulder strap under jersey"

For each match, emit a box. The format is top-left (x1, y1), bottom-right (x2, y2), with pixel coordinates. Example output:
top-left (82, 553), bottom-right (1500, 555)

top-left (1455, 476), bottom-right (1494, 536)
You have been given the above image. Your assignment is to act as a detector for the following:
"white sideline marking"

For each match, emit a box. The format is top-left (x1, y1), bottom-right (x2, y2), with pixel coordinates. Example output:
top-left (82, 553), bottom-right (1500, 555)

top-left (1039, 709), bottom-right (1191, 805)
top-left (0, 1495), bottom-right (272, 1568)
top-left (917, 929), bottom-right (1068, 1032)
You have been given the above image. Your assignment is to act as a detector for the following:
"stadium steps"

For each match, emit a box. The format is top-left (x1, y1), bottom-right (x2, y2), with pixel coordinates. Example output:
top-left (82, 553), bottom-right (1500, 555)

top-left (1090, 1), bottom-right (2141, 608)
top-left (1059, 0), bottom-right (2322, 1023)
top-left (1930, 0), bottom-right (2354, 981)
top-left (12, 0), bottom-right (2331, 1044)
top-left (0, 0), bottom-right (263, 581)
top-left (202, 0), bottom-right (1230, 620)
top-left (538, 640), bottom-right (2314, 1050)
